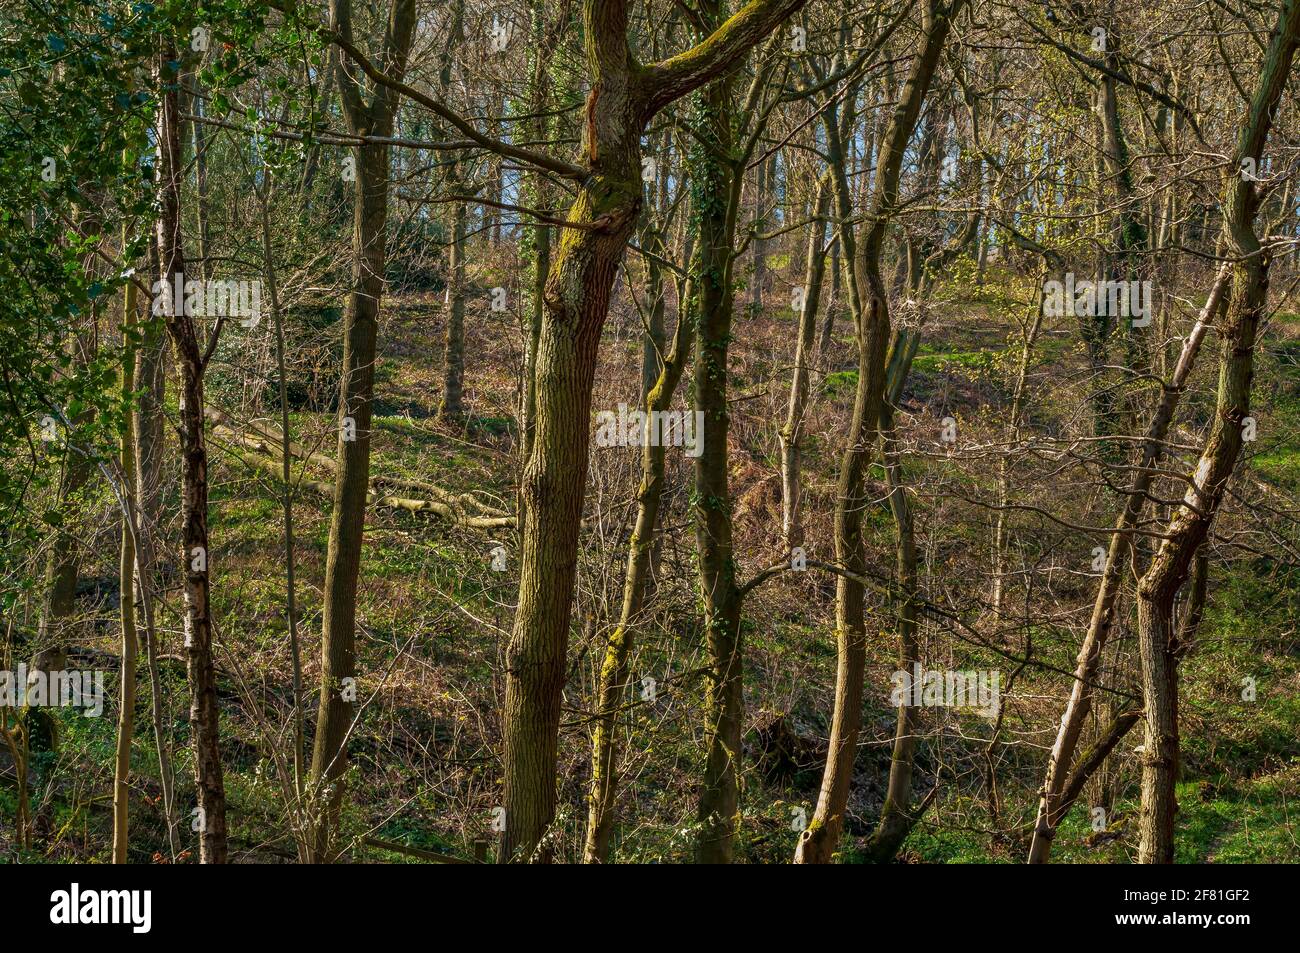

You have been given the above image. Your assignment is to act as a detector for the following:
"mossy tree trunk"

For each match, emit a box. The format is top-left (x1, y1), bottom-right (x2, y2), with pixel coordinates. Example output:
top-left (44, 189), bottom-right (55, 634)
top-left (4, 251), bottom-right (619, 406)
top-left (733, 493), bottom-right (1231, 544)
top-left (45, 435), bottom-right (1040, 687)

top-left (796, 0), bottom-right (962, 864)
top-left (308, 0), bottom-right (416, 861)
top-left (584, 261), bottom-right (693, 864)
top-left (1136, 0), bottom-right (1299, 862)
top-left (501, 0), bottom-right (808, 863)
top-left (689, 12), bottom-right (745, 860)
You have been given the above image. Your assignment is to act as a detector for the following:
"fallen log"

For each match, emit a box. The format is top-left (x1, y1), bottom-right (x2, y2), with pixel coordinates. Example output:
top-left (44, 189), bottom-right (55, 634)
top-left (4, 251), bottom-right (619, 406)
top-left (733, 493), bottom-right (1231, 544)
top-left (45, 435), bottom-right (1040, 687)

top-left (205, 406), bottom-right (516, 530)
top-left (226, 444), bottom-right (516, 530)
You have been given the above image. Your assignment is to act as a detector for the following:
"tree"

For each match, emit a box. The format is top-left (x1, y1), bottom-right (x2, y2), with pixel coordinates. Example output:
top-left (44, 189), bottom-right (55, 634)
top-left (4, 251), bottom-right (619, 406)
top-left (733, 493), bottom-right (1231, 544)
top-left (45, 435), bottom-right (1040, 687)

top-left (797, 0), bottom-right (964, 864)
top-left (1135, 0), bottom-right (1300, 861)
top-left (498, 0), bottom-right (807, 862)
top-left (306, 0), bottom-right (417, 861)
top-left (155, 39), bottom-right (228, 864)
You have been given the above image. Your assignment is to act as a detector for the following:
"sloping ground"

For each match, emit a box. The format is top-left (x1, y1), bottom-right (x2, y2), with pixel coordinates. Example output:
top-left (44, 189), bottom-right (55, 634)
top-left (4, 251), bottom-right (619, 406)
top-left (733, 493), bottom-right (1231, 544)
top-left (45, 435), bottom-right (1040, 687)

top-left (5, 273), bottom-right (1299, 863)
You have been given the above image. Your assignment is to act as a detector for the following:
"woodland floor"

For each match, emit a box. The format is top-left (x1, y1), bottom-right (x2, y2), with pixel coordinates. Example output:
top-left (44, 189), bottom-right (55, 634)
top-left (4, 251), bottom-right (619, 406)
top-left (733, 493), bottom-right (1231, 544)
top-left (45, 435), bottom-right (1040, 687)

top-left (4, 268), bottom-right (1299, 864)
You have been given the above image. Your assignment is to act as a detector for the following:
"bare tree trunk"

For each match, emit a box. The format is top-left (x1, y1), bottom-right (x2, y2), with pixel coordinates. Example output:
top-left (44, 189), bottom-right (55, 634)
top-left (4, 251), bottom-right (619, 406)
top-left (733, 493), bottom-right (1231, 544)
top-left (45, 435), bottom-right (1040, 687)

top-left (112, 247), bottom-right (139, 865)
top-left (156, 46), bottom-right (227, 863)
top-left (1028, 264), bottom-right (1229, 863)
top-left (584, 280), bottom-right (692, 863)
top-left (780, 176), bottom-right (830, 547)
top-left (308, 0), bottom-right (416, 861)
top-left (500, 0), bottom-right (807, 864)
top-left (796, 0), bottom-right (961, 864)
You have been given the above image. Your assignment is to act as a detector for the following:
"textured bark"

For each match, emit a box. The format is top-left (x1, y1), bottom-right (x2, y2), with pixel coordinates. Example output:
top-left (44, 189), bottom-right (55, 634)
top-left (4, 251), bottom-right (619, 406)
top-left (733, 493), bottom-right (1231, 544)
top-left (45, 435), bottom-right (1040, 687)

top-left (500, 0), bottom-right (807, 864)
top-left (308, 0), bottom-right (415, 861)
top-left (1134, 0), bottom-right (1299, 862)
top-left (862, 331), bottom-right (922, 862)
top-left (691, 20), bottom-right (745, 860)
top-left (156, 47), bottom-right (226, 863)
top-left (1027, 264), bottom-right (1229, 863)
top-left (796, 0), bottom-right (961, 864)
top-left (584, 268), bottom-right (692, 864)
top-left (780, 177), bottom-right (830, 547)
top-left (504, 208), bottom-right (636, 860)
top-left (438, 179), bottom-right (466, 421)
top-left (501, 30), bottom-right (643, 855)
top-left (1136, 591), bottom-right (1180, 862)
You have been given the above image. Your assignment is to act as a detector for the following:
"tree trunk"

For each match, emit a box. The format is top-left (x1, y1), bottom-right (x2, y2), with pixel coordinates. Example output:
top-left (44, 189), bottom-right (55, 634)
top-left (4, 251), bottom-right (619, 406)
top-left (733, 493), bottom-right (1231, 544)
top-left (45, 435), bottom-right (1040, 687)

top-left (499, 0), bottom-right (808, 863)
top-left (156, 47), bottom-right (227, 863)
top-left (438, 178), bottom-right (466, 421)
top-left (583, 155), bottom-right (682, 861)
top-left (308, 0), bottom-right (415, 860)
top-left (1137, 0), bottom-right (1298, 862)
top-left (112, 253), bottom-right (138, 865)
top-left (780, 176), bottom-right (830, 547)
top-left (796, 0), bottom-right (960, 864)
top-left (863, 330), bottom-right (923, 862)
top-left (584, 276), bottom-right (692, 863)
top-left (690, 27), bottom-right (745, 861)
top-left (502, 191), bottom-right (640, 860)
top-left (133, 244), bottom-right (178, 858)
top-left (1027, 264), bottom-right (1229, 863)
